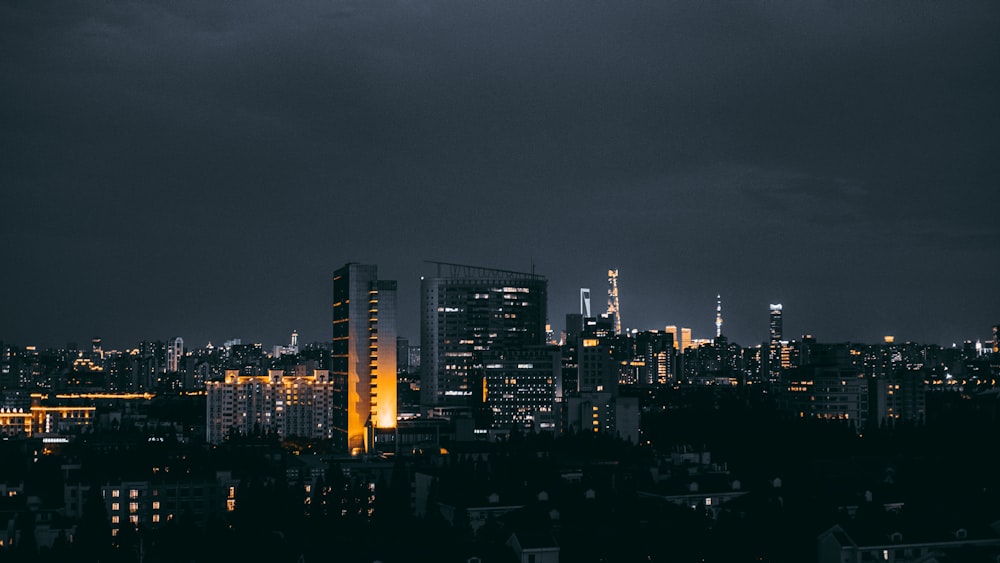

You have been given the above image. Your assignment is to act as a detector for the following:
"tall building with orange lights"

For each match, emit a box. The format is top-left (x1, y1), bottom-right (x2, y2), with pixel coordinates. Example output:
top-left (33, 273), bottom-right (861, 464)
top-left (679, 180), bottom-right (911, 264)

top-left (333, 263), bottom-right (398, 454)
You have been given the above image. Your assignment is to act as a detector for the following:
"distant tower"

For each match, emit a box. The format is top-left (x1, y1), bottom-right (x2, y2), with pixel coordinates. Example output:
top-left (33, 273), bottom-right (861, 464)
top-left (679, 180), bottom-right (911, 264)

top-left (769, 304), bottom-right (783, 344)
top-left (166, 337), bottom-right (183, 373)
top-left (767, 304), bottom-right (784, 385)
top-left (606, 269), bottom-right (621, 335)
top-left (290, 330), bottom-right (299, 353)
top-left (580, 288), bottom-right (591, 317)
top-left (715, 295), bottom-right (723, 338)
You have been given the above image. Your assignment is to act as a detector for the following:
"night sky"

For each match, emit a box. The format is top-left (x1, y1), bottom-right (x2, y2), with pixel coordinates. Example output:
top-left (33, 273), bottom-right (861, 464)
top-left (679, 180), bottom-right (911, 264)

top-left (2, 1), bottom-right (998, 351)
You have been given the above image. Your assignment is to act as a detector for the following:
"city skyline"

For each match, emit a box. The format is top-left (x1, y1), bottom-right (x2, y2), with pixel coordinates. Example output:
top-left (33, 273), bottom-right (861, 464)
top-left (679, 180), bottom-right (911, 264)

top-left (2, 1), bottom-right (997, 352)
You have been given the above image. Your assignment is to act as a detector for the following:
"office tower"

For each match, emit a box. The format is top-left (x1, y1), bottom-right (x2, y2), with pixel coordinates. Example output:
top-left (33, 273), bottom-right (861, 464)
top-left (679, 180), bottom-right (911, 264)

top-left (715, 295), bottom-right (723, 338)
top-left (606, 269), bottom-right (621, 335)
top-left (483, 345), bottom-right (561, 432)
top-left (769, 304), bottom-right (783, 343)
top-left (333, 263), bottom-right (398, 454)
top-left (633, 330), bottom-right (675, 386)
top-left (420, 262), bottom-right (547, 417)
top-left (580, 288), bottom-right (591, 317)
top-left (993, 325), bottom-right (998, 354)
top-left (166, 337), bottom-right (183, 373)
top-left (768, 304), bottom-right (784, 385)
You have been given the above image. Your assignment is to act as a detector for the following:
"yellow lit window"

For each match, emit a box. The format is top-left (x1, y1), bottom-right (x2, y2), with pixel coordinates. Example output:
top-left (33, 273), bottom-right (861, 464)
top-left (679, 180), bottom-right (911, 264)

top-left (111, 516), bottom-right (120, 524)
top-left (112, 503), bottom-right (120, 511)
top-left (112, 489), bottom-right (120, 498)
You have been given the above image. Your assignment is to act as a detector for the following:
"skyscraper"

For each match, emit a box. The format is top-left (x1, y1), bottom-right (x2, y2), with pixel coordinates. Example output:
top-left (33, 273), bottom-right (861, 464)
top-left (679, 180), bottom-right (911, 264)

top-left (420, 261), bottom-right (547, 418)
top-left (166, 337), bottom-right (183, 373)
top-left (768, 304), bottom-right (784, 385)
top-left (769, 304), bottom-right (783, 343)
top-left (333, 263), bottom-right (397, 454)
top-left (715, 295), bottom-right (723, 338)
top-left (606, 268), bottom-right (621, 335)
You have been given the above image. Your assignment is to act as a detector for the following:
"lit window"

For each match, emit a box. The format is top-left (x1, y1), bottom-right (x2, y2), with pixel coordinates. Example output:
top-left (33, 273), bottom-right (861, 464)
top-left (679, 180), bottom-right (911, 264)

top-left (130, 503), bottom-right (138, 513)
top-left (112, 489), bottom-right (120, 498)
top-left (111, 516), bottom-right (120, 524)
top-left (112, 503), bottom-right (120, 511)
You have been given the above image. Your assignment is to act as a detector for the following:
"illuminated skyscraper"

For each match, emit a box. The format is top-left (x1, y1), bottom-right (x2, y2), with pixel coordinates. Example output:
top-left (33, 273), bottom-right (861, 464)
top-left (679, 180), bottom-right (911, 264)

top-left (166, 337), bottom-right (183, 373)
top-left (768, 304), bottom-right (784, 385)
top-left (715, 295), bottom-right (723, 338)
top-left (606, 269), bottom-right (621, 335)
top-left (420, 262), bottom-right (547, 418)
top-left (333, 263), bottom-right (397, 454)
top-left (769, 304), bottom-right (783, 343)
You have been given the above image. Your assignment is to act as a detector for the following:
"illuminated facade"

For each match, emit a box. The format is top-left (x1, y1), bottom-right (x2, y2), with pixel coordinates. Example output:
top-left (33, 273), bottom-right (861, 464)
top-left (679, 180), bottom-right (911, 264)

top-left (204, 368), bottom-right (335, 444)
top-left (632, 331), bottom-right (675, 386)
top-left (606, 268), bottom-right (621, 335)
top-left (768, 304), bottom-right (785, 385)
top-left (782, 366), bottom-right (868, 430)
top-left (333, 263), bottom-right (397, 454)
top-left (715, 294), bottom-right (723, 338)
top-left (166, 337), bottom-right (183, 373)
top-left (0, 400), bottom-right (95, 438)
top-left (420, 262), bottom-right (547, 417)
top-left (483, 346), bottom-right (561, 432)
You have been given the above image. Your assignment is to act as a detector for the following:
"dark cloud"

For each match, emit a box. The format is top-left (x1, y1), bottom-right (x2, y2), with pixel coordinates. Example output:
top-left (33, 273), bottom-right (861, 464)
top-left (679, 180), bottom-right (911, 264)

top-left (1, 0), bottom-right (998, 350)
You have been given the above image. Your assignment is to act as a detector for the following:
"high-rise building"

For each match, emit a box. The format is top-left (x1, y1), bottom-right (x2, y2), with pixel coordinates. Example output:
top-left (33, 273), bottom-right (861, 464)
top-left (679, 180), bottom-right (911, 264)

top-left (768, 304), bottom-right (784, 385)
top-left (769, 304), bottom-right (783, 343)
top-left (205, 368), bottom-right (335, 444)
top-left (166, 337), bottom-right (183, 374)
top-left (715, 295), bottom-right (723, 338)
top-left (333, 263), bottom-right (398, 454)
top-left (606, 269), bottom-right (621, 335)
top-left (483, 345), bottom-right (561, 432)
top-left (420, 262), bottom-right (547, 418)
